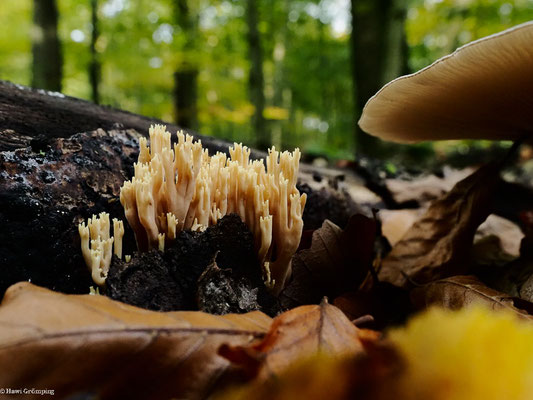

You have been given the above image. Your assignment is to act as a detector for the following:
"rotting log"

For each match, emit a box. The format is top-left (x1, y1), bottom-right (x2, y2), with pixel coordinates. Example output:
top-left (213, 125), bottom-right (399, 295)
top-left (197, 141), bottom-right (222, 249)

top-left (0, 80), bottom-right (239, 156)
top-left (0, 128), bottom-right (139, 295)
top-left (0, 81), bottom-right (361, 297)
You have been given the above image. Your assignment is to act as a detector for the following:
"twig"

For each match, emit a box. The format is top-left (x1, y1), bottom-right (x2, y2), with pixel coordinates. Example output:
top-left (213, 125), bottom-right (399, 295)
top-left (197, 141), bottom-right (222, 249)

top-left (352, 314), bottom-right (375, 327)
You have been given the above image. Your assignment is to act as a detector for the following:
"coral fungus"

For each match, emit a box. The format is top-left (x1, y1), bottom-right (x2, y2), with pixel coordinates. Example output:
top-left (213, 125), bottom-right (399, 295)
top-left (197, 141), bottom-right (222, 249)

top-left (80, 125), bottom-right (306, 291)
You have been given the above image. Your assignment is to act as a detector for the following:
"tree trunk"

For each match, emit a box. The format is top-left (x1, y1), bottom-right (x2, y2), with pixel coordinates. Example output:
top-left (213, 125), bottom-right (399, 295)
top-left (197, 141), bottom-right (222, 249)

top-left (382, 0), bottom-right (410, 82)
top-left (89, 0), bottom-right (101, 104)
top-left (271, 0), bottom-right (289, 149)
top-left (173, 0), bottom-right (199, 131)
top-left (31, 0), bottom-right (62, 91)
top-left (350, 0), bottom-right (408, 157)
top-left (246, 0), bottom-right (268, 150)
top-left (173, 69), bottom-right (198, 131)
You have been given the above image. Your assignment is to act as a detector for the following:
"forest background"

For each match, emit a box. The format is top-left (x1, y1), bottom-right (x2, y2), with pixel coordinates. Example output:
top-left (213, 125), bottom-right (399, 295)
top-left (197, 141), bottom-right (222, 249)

top-left (2, 0), bottom-right (532, 166)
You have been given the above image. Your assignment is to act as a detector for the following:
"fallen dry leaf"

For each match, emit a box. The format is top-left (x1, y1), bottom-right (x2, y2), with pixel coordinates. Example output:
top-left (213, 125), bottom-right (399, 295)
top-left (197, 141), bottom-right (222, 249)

top-left (280, 215), bottom-right (376, 308)
top-left (379, 209), bottom-right (424, 247)
top-left (381, 211), bottom-right (523, 265)
top-left (473, 252), bottom-right (533, 300)
top-left (381, 211), bottom-right (522, 266)
top-left (474, 214), bottom-right (524, 259)
top-left (219, 299), bottom-right (378, 381)
top-left (219, 306), bottom-right (533, 400)
top-left (385, 167), bottom-right (473, 206)
top-left (0, 282), bottom-right (272, 400)
top-left (411, 275), bottom-right (533, 319)
top-left (379, 163), bottom-right (498, 288)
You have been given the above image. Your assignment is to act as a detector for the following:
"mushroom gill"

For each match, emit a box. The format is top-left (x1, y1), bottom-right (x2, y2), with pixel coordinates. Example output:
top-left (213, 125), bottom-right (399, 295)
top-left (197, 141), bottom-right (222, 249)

top-left (358, 21), bottom-right (533, 143)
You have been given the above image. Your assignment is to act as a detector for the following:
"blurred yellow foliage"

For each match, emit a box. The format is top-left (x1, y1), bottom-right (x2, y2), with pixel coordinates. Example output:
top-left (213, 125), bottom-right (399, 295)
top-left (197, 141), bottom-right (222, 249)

top-left (263, 106), bottom-right (289, 121)
top-left (389, 306), bottom-right (533, 400)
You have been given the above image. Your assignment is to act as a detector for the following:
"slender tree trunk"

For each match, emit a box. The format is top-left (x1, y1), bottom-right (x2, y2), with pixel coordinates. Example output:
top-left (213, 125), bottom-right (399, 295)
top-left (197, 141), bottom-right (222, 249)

top-left (246, 0), bottom-right (268, 150)
top-left (173, 68), bottom-right (198, 130)
top-left (173, 0), bottom-right (198, 131)
top-left (272, 0), bottom-right (288, 149)
top-left (350, 0), bottom-right (408, 157)
top-left (89, 0), bottom-right (101, 104)
top-left (31, 0), bottom-right (62, 91)
top-left (383, 0), bottom-right (410, 82)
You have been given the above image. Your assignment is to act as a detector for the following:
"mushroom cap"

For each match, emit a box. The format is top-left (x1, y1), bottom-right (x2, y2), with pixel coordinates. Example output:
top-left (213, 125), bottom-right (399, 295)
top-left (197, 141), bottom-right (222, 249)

top-left (358, 22), bottom-right (533, 143)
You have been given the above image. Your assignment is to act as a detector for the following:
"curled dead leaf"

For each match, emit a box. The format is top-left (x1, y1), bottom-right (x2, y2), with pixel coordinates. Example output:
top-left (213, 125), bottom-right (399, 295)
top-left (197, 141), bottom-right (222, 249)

top-left (280, 214), bottom-right (376, 308)
top-left (0, 282), bottom-right (272, 400)
top-left (379, 209), bottom-right (423, 247)
top-left (411, 275), bottom-right (533, 320)
top-left (379, 163), bottom-right (499, 288)
top-left (219, 299), bottom-right (378, 381)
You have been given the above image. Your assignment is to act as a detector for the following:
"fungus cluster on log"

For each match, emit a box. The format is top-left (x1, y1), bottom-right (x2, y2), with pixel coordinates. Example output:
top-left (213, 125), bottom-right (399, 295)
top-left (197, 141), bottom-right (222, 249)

top-left (78, 214), bottom-right (124, 286)
top-left (79, 125), bottom-right (307, 292)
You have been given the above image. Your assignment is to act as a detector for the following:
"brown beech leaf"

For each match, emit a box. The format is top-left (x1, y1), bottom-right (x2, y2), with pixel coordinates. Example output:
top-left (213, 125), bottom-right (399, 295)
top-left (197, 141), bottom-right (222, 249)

top-left (379, 209), bottom-right (423, 247)
top-left (280, 214), bottom-right (376, 308)
top-left (219, 299), bottom-right (378, 381)
top-left (379, 163), bottom-right (499, 288)
top-left (0, 282), bottom-right (272, 400)
top-left (411, 275), bottom-right (533, 319)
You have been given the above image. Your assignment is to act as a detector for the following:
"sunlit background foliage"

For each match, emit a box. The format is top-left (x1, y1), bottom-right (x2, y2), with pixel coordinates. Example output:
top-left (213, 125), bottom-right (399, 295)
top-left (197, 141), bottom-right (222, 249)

top-left (1, 0), bottom-right (532, 161)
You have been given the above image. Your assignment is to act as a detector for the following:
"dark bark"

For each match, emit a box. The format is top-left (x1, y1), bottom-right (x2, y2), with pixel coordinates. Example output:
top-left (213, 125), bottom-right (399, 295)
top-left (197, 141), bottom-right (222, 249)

top-left (173, 0), bottom-right (199, 130)
top-left (89, 0), bottom-right (101, 104)
top-left (31, 0), bottom-right (62, 91)
top-left (0, 128), bottom-right (140, 296)
top-left (0, 80), bottom-right (235, 156)
top-left (246, 0), bottom-right (268, 150)
top-left (350, 0), bottom-right (408, 157)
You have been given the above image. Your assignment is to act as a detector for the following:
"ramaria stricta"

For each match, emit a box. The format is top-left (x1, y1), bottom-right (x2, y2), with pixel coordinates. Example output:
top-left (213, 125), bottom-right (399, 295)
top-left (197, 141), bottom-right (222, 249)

top-left (79, 125), bottom-right (307, 292)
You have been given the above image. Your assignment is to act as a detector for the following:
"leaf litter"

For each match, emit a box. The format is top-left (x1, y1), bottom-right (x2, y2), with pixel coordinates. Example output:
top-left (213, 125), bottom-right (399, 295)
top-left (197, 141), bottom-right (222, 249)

top-left (6, 159), bottom-right (533, 399)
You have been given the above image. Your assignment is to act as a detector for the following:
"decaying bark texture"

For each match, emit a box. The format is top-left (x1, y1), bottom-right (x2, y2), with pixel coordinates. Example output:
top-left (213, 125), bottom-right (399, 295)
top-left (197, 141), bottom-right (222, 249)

top-left (0, 128), bottom-right (139, 296)
top-left (0, 80), bottom-right (236, 156)
top-left (0, 80), bottom-right (359, 297)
